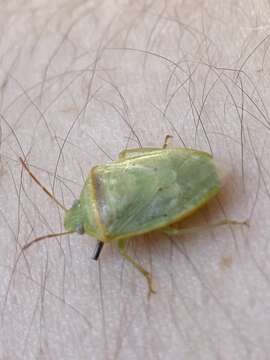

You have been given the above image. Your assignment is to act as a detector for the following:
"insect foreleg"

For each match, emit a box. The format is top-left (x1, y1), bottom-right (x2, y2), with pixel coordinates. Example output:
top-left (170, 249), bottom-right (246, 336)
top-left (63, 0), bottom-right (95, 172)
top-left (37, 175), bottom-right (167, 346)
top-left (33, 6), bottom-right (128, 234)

top-left (162, 134), bottom-right (173, 149)
top-left (118, 239), bottom-right (156, 297)
top-left (163, 219), bottom-right (249, 237)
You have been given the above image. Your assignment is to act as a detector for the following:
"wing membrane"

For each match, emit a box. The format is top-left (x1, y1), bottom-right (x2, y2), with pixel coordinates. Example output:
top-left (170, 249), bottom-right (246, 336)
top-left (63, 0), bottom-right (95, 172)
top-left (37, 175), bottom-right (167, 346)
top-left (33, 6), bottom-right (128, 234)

top-left (92, 149), bottom-right (220, 239)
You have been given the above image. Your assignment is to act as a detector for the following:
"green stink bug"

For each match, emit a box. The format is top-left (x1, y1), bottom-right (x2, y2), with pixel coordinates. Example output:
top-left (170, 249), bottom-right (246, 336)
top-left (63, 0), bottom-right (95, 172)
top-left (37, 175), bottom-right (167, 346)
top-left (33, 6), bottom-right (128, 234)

top-left (21, 138), bottom-right (245, 295)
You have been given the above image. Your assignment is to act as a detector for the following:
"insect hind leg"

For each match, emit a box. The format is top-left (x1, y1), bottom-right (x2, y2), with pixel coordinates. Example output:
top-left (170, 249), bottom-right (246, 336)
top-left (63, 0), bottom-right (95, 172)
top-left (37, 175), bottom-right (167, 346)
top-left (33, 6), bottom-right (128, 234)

top-left (163, 219), bottom-right (249, 236)
top-left (118, 239), bottom-right (156, 297)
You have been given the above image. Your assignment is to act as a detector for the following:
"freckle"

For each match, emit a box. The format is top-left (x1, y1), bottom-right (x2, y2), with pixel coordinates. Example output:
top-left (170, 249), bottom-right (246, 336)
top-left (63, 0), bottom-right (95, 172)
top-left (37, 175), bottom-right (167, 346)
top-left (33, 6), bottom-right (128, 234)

top-left (220, 255), bottom-right (233, 269)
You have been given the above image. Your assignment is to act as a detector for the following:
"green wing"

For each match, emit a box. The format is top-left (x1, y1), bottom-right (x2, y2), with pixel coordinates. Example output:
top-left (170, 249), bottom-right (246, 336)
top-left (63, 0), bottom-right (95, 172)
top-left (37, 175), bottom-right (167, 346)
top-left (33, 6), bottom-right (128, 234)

top-left (92, 148), bottom-right (220, 240)
top-left (118, 148), bottom-right (162, 160)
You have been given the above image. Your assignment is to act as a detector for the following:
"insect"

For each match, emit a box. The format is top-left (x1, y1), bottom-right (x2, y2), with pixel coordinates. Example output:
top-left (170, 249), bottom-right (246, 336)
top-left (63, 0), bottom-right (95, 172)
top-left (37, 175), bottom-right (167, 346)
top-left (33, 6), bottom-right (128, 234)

top-left (20, 136), bottom-right (246, 296)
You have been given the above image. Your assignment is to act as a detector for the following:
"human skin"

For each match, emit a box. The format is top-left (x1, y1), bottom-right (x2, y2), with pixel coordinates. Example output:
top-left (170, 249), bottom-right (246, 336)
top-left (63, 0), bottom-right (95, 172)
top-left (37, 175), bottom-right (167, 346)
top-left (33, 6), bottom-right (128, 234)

top-left (0, 1), bottom-right (269, 359)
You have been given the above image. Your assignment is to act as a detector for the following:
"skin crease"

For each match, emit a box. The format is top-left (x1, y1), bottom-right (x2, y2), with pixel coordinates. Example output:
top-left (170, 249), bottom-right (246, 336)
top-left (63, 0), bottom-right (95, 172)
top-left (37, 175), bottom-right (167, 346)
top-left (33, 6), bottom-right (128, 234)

top-left (0, 1), bottom-right (269, 359)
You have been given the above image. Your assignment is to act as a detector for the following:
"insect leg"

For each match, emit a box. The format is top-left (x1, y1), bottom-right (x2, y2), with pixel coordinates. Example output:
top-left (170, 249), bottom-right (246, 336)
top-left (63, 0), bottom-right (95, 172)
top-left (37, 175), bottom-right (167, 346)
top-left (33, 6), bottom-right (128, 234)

top-left (118, 239), bottom-right (156, 297)
top-left (162, 134), bottom-right (173, 149)
top-left (163, 219), bottom-right (249, 236)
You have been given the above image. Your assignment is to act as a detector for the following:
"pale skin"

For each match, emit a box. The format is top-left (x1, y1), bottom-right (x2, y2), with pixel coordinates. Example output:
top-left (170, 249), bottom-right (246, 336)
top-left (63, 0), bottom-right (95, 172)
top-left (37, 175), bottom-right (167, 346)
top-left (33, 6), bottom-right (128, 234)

top-left (1, 1), bottom-right (269, 359)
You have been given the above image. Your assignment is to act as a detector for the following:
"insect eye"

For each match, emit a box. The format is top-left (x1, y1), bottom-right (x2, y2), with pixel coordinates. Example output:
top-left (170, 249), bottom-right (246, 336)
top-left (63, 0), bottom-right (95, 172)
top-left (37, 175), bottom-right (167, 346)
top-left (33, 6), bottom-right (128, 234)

top-left (76, 224), bottom-right (84, 234)
top-left (72, 199), bottom-right (80, 208)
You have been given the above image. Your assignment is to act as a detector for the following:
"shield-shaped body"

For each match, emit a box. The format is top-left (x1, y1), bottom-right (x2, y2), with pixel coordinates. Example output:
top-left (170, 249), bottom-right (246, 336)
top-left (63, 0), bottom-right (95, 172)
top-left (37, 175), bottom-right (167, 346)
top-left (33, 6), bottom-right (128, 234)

top-left (64, 148), bottom-right (221, 242)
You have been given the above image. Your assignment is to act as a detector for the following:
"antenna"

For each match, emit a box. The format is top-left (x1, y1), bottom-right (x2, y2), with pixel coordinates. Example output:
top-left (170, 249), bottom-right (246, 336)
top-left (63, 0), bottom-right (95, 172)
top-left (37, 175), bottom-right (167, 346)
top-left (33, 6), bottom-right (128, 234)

top-left (19, 157), bottom-right (67, 211)
top-left (23, 231), bottom-right (74, 251)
